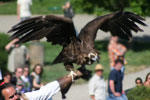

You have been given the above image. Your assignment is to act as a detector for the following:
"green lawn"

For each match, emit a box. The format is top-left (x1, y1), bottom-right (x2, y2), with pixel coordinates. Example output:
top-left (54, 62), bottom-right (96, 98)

top-left (0, 0), bottom-right (67, 15)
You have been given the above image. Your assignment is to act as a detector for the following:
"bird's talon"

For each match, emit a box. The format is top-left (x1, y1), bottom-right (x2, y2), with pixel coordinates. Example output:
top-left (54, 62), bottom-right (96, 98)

top-left (68, 70), bottom-right (77, 82)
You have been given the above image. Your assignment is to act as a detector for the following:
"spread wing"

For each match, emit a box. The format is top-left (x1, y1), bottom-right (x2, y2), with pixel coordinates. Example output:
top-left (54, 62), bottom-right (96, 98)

top-left (79, 11), bottom-right (147, 45)
top-left (8, 15), bottom-right (77, 45)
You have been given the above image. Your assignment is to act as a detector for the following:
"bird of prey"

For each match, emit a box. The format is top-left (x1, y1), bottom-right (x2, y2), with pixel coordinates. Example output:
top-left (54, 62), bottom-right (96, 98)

top-left (8, 11), bottom-right (147, 80)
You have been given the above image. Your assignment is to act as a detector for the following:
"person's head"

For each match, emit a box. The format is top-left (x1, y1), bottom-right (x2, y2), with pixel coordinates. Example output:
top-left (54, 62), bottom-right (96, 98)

top-left (114, 59), bottom-right (123, 71)
top-left (33, 64), bottom-right (43, 76)
top-left (0, 83), bottom-right (19, 100)
top-left (3, 72), bottom-right (12, 84)
top-left (135, 77), bottom-right (143, 86)
top-left (111, 36), bottom-right (118, 43)
top-left (145, 72), bottom-right (150, 82)
top-left (12, 38), bottom-right (20, 48)
top-left (23, 66), bottom-right (29, 77)
top-left (15, 43), bottom-right (20, 48)
top-left (94, 64), bottom-right (104, 76)
top-left (15, 67), bottom-right (23, 78)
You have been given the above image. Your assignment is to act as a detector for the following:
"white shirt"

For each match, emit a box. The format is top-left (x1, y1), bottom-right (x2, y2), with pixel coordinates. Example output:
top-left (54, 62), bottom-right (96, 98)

top-left (17, 0), bottom-right (32, 17)
top-left (88, 74), bottom-right (107, 100)
top-left (8, 45), bottom-right (28, 72)
top-left (21, 75), bottom-right (29, 83)
top-left (24, 81), bottom-right (60, 100)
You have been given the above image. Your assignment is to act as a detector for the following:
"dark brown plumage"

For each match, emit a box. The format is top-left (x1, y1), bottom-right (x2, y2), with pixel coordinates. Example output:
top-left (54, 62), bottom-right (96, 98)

top-left (8, 11), bottom-right (147, 74)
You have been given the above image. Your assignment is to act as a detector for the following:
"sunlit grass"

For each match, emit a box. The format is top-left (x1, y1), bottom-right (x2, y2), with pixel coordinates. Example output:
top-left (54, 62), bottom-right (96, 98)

top-left (0, 0), bottom-right (66, 15)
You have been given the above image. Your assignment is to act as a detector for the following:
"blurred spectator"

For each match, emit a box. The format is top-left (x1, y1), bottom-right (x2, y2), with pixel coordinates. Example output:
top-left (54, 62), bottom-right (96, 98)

top-left (5, 38), bottom-right (29, 72)
top-left (144, 73), bottom-right (150, 87)
top-left (107, 59), bottom-right (128, 100)
top-left (135, 77), bottom-right (143, 86)
top-left (17, 0), bottom-right (32, 21)
top-left (11, 67), bottom-right (23, 86)
top-left (31, 64), bottom-right (43, 90)
top-left (0, 69), bottom-right (3, 82)
top-left (62, 0), bottom-right (74, 19)
top-left (125, 77), bottom-right (143, 94)
top-left (88, 64), bottom-right (107, 100)
top-left (11, 67), bottom-right (25, 94)
top-left (108, 36), bottom-right (127, 78)
top-left (108, 36), bottom-right (127, 68)
top-left (3, 72), bottom-right (12, 84)
top-left (21, 66), bottom-right (32, 92)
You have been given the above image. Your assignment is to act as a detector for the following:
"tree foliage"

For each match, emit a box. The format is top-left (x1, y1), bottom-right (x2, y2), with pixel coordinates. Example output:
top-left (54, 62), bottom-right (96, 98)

top-left (72, 0), bottom-right (150, 16)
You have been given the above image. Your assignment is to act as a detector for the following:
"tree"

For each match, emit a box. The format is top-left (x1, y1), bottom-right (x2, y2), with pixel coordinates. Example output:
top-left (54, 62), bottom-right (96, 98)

top-left (72, 0), bottom-right (150, 16)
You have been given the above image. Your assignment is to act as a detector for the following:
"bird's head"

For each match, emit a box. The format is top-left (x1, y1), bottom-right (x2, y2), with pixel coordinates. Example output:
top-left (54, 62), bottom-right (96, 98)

top-left (87, 52), bottom-right (100, 65)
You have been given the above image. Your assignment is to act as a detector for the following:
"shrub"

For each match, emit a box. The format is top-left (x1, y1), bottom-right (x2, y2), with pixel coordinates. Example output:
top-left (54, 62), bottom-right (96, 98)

top-left (0, 34), bottom-right (10, 73)
top-left (127, 86), bottom-right (150, 100)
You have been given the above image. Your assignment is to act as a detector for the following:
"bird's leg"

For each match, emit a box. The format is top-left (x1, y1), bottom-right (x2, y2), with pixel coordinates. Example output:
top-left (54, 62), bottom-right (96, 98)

top-left (68, 69), bottom-right (77, 82)
top-left (64, 63), bottom-right (77, 82)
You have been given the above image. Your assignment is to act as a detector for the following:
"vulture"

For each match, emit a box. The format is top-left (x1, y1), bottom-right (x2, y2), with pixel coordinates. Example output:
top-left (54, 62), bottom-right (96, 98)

top-left (8, 11), bottom-right (147, 80)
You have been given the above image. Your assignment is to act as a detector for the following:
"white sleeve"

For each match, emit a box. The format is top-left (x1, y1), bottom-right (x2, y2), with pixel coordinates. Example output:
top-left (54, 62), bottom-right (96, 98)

top-left (17, 0), bottom-right (21, 4)
top-left (88, 78), bottom-right (95, 95)
top-left (25, 81), bottom-right (60, 100)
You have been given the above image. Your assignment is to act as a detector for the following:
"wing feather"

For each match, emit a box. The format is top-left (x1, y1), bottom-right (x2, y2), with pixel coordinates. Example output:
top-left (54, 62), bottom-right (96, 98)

top-left (8, 15), bottom-right (77, 45)
top-left (79, 11), bottom-right (147, 42)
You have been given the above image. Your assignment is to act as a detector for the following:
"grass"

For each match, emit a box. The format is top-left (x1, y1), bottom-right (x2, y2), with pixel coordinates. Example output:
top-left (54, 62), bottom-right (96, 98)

top-left (0, 1), bottom-right (16, 14)
top-left (0, 0), bottom-right (67, 15)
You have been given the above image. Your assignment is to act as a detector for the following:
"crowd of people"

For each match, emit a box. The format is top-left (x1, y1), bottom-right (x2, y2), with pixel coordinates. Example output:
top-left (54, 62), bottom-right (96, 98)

top-left (1, 64), bottom-right (43, 95)
top-left (0, 67), bottom-right (84, 100)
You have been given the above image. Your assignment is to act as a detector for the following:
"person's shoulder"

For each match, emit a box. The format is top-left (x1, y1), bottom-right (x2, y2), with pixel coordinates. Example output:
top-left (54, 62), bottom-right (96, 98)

top-left (109, 69), bottom-right (117, 75)
top-left (31, 72), bottom-right (36, 77)
top-left (90, 74), bottom-right (96, 80)
top-left (144, 81), bottom-right (148, 86)
top-left (11, 76), bottom-right (17, 80)
top-left (118, 43), bottom-right (126, 48)
top-left (110, 69), bottom-right (117, 73)
top-left (21, 45), bottom-right (27, 48)
top-left (89, 74), bottom-right (97, 82)
top-left (108, 43), bottom-right (112, 48)
top-left (20, 45), bottom-right (28, 50)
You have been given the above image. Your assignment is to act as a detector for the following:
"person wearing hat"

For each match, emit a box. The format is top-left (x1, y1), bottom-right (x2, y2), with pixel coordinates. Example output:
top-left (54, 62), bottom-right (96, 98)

top-left (88, 64), bottom-right (107, 100)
